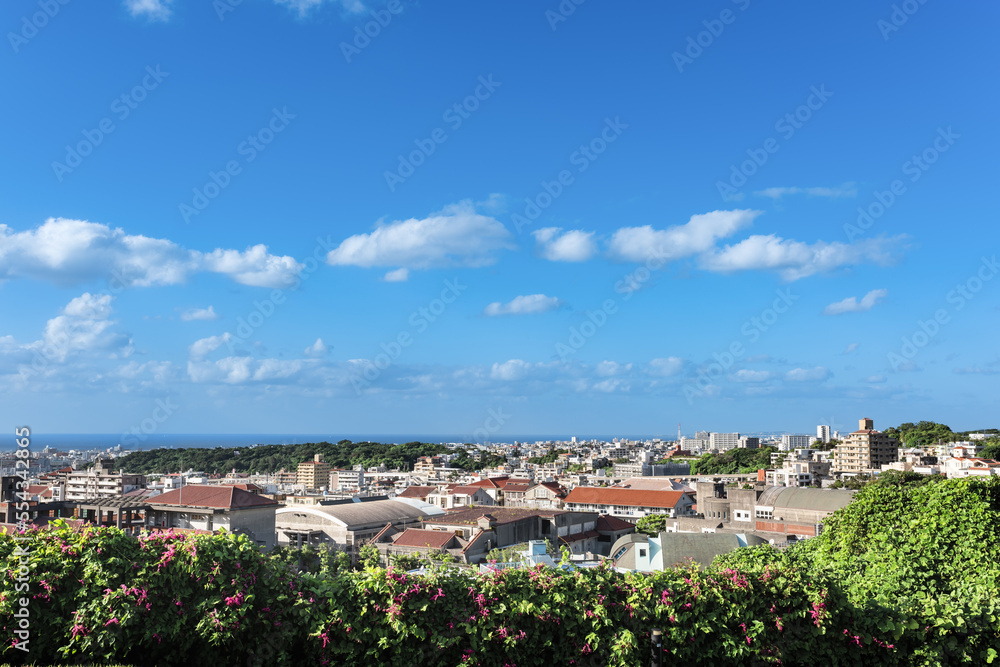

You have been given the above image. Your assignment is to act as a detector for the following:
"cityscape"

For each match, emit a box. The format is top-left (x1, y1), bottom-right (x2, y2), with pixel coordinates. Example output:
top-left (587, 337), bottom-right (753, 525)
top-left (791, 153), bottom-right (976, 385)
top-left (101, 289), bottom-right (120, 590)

top-left (2, 0), bottom-right (999, 665)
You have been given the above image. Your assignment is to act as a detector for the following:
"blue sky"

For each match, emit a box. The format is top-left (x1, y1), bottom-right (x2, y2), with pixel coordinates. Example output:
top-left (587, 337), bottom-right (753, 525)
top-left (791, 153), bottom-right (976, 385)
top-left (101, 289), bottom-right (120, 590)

top-left (1, 0), bottom-right (998, 440)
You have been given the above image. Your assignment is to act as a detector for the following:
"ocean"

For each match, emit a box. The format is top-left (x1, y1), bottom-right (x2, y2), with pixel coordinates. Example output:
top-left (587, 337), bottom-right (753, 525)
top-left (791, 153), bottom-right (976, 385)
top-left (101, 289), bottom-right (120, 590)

top-left (5, 433), bottom-right (671, 452)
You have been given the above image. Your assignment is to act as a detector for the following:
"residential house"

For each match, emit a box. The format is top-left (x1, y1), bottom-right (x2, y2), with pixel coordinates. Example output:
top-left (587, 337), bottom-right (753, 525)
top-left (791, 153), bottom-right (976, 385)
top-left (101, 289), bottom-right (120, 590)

top-left (146, 485), bottom-right (281, 549)
top-left (562, 487), bottom-right (696, 522)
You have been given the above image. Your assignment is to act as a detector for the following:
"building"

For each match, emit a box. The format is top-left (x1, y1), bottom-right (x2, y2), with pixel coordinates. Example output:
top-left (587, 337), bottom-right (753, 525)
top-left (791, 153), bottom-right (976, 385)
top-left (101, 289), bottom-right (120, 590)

top-left (817, 425), bottom-right (831, 444)
top-left (832, 418), bottom-right (900, 475)
top-left (683, 481), bottom-right (855, 539)
top-left (64, 459), bottom-right (146, 502)
top-left (780, 435), bottom-right (813, 451)
top-left (709, 433), bottom-right (740, 451)
top-left (329, 468), bottom-right (364, 493)
top-left (739, 436), bottom-right (761, 449)
top-left (562, 487), bottom-right (696, 522)
top-left (145, 485), bottom-right (281, 549)
top-left (611, 532), bottom-right (768, 572)
top-left (420, 507), bottom-right (601, 562)
top-left (274, 498), bottom-right (443, 556)
top-left (297, 454), bottom-right (331, 492)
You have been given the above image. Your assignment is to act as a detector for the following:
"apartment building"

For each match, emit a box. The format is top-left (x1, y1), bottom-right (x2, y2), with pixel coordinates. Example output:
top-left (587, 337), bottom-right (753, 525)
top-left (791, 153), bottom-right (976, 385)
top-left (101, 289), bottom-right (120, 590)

top-left (780, 435), bottom-right (813, 451)
top-left (709, 433), bottom-right (740, 451)
top-left (64, 459), bottom-right (146, 502)
top-left (832, 418), bottom-right (900, 474)
top-left (297, 454), bottom-right (331, 491)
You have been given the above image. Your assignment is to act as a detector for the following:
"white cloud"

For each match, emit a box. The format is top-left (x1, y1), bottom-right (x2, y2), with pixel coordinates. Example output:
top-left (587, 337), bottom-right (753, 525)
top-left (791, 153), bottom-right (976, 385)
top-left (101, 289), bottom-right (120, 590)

top-left (483, 294), bottom-right (562, 317)
top-left (606, 209), bottom-right (760, 263)
top-left (273, 0), bottom-right (365, 17)
top-left (867, 374), bottom-right (887, 383)
top-left (20, 293), bottom-right (133, 364)
top-left (532, 228), bottom-right (598, 262)
top-left (180, 306), bottom-right (219, 322)
top-left (645, 357), bottom-right (684, 377)
top-left (189, 333), bottom-right (232, 360)
top-left (325, 201), bottom-right (514, 271)
top-left (595, 361), bottom-right (633, 377)
top-left (844, 342), bottom-right (860, 354)
top-left (383, 268), bottom-right (409, 282)
top-left (490, 359), bottom-right (534, 381)
top-left (124, 0), bottom-right (173, 21)
top-left (731, 369), bottom-right (773, 382)
top-left (785, 367), bottom-right (830, 382)
top-left (754, 183), bottom-right (858, 200)
top-left (699, 234), bottom-right (904, 281)
top-left (304, 338), bottom-right (328, 357)
top-left (823, 289), bottom-right (888, 315)
top-left (0, 218), bottom-right (302, 289)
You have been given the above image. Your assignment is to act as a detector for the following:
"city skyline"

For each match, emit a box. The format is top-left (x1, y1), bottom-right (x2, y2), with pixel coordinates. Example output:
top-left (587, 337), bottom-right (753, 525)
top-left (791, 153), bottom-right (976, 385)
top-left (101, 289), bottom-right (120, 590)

top-left (1, 1), bottom-right (998, 436)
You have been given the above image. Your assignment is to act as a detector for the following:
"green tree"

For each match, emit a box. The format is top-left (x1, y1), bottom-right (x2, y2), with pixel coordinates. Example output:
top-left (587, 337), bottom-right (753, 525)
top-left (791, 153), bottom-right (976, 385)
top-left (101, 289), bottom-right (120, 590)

top-left (635, 514), bottom-right (666, 536)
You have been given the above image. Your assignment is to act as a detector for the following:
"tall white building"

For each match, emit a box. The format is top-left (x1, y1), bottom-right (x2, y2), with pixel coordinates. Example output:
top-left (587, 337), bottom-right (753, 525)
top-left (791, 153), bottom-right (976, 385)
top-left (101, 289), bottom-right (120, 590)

top-left (780, 434), bottom-right (813, 451)
top-left (709, 432), bottom-right (740, 451)
top-left (817, 425), bottom-right (831, 444)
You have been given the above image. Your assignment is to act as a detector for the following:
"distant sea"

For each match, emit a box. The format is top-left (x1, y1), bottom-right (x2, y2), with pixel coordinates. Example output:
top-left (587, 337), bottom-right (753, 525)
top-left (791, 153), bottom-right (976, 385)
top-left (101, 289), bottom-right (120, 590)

top-left (5, 433), bottom-right (677, 452)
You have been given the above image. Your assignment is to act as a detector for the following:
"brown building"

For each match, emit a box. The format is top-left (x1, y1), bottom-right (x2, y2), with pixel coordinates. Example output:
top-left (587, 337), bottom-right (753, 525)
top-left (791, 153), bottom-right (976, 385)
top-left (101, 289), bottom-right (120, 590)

top-left (832, 418), bottom-right (900, 475)
top-left (297, 454), bottom-right (331, 491)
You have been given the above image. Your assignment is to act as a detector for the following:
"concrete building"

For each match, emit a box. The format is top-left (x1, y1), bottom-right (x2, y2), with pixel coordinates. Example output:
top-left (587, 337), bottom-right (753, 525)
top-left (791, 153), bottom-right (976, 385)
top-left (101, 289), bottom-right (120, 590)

top-left (817, 425), bottom-right (831, 444)
top-left (146, 485), bottom-right (281, 549)
top-left (739, 436), bottom-right (761, 449)
top-left (832, 418), bottom-right (900, 475)
top-left (274, 498), bottom-right (443, 556)
top-left (562, 487), bottom-right (695, 521)
top-left (683, 481), bottom-right (855, 539)
top-left (297, 454), bottom-right (331, 492)
top-left (329, 467), bottom-right (364, 493)
top-left (780, 435), bottom-right (813, 451)
top-left (64, 459), bottom-right (145, 502)
top-left (709, 433), bottom-right (740, 452)
top-left (420, 507), bottom-right (601, 562)
top-left (611, 532), bottom-right (767, 572)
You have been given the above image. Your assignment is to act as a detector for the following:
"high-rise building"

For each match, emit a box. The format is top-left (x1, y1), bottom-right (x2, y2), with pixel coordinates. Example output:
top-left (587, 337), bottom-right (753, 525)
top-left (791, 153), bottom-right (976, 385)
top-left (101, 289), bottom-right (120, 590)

top-left (739, 436), bottom-right (761, 449)
top-left (780, 435), bottom-right (813, 451)
top-left (709, 432), bottom-right (740, 451)
top-left (817, 425), bottom-right (831, 444)
top-left (832, 418), bottom-right (900, 474)
top-left (695, 431), bottom-right (710, 440)
top-left (297, 454), bottom-right (331, 491)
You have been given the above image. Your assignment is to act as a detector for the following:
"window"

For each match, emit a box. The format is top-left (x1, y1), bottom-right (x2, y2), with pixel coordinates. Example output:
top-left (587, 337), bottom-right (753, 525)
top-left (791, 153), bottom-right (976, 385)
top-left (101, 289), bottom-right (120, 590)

top-left (612, 546), bottom-right (628, 560)
top-left (638, 548), bottom-right (647, 558)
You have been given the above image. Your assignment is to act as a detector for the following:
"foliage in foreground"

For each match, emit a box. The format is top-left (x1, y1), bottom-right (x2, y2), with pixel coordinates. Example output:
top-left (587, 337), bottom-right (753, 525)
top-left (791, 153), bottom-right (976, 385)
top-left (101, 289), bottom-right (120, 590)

top-left (2, 477), bottom-right (999, 667)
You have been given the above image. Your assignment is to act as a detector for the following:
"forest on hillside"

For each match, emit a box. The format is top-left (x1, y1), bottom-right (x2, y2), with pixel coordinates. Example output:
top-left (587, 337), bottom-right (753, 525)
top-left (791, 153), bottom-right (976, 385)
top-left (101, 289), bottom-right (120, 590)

top-left (110, 440), bottom-right (453, 475)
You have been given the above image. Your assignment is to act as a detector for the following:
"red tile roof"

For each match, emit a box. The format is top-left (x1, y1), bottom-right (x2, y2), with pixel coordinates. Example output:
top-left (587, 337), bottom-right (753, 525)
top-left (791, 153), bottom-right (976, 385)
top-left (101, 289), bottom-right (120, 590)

top-left (563, 487), bottom-right (690, 509)
top-left (398, 485), bottom-right (435, 499)
top-left (560, 530), bottom-right (600, 544)
top-left (467, 476), bottom-right (511, 489)
top-left (430, 507), bottom-right (565, 526)
top-left (450, 485), bottom-right (486, 496)
top-left (391, 529), bottom-right (456, 550)
top-left (595, 515), bottom-right (634, 532)
top-left (146, 485), bottom-right (278, 509)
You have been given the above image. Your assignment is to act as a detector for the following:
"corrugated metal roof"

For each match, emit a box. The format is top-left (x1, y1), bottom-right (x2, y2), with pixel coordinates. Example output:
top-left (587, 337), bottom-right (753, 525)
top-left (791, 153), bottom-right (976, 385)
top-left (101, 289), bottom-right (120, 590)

top-left (276, 499), bottom-right (430, 528)
top-left (771, 487), bottom-right (855, 512)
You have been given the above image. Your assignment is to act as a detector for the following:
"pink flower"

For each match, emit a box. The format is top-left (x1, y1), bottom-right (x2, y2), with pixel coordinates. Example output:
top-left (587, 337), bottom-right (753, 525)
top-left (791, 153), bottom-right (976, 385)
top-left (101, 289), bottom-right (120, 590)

top-left (104, 618), bottom-right (120, 627)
